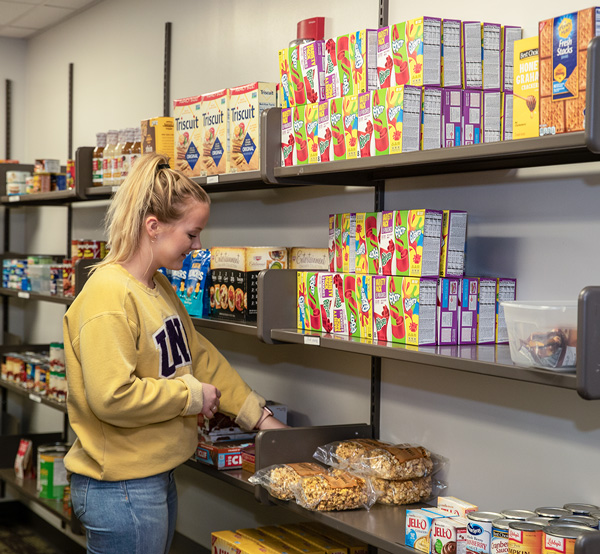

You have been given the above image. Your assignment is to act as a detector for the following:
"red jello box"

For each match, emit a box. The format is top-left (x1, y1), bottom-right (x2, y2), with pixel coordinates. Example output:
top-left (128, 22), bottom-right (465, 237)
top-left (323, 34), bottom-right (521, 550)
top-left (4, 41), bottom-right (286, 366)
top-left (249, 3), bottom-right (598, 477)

top-left (343, 274), bottom-right (361, 338)
top-left (297, 271), bottom-right (311, 332)
top-left (318, 100), bottom-right (332, 163)
top-left (355, 212), bottom-right (381, 275)
top-left (440, 210), bottom-right (467, 277)
top-left (357, 92), bottom-right (375, 157)
top-left (495, 277), bottom-right (516, 344)
top-left (438, 277), bottom-right (461, 345)
top-left (372, 89), bottom-right (389, 155)
top-left (330, 98), bottom-right (346, 160)
top-left (459, 277), bottom-right (478, 344)
top-left (462, 89), bottom-right (482, 145)
top-left (421, 86), bottom-right (443, 150)
top-left (355, 273), bottom-right (373, 340)
top-left (281, 108), bottom-right (294, 166)
top-left (332, 273), bottom-right (349, 335)
top-left (430, 517), bottom-right (467, 554)
top-left (402, 277), bottom-right (438, 346)
top-left (342, 212), bottom-right (356, 274)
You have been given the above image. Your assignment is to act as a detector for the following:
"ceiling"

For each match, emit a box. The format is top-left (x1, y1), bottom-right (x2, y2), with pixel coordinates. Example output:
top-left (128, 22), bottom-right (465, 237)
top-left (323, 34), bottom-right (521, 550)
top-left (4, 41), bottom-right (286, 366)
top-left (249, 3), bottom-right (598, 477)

top-left (0, 0), bottom-right (102, 39)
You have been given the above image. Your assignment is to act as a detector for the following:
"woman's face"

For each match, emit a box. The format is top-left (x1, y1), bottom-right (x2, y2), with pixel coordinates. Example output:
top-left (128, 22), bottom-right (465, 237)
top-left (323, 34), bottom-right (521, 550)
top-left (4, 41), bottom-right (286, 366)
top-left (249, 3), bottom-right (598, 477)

top-left (155, 200), bottom-right (210, 270)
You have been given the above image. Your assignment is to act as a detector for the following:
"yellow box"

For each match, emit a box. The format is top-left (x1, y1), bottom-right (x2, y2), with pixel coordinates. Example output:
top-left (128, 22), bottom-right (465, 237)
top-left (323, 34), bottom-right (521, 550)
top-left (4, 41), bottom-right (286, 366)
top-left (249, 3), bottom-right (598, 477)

top-left (141, 117), bottom-right (174, 166)
top-left (237, 528), bottom-right (305, 554)
top-left (296, 522), bottom-right (368, 554)
top-left (258, 527), bottom-right (324, 554)
top-left (201, 89), bottom-right (229, 175)
top-left (212, 530), bottom-right (269, 554)
top-left (173, 95), bottom-right (203, 177)
top-left (281, 524), bottom-right (347, 554)
top-left (513, 35), bottom-right (539, 140)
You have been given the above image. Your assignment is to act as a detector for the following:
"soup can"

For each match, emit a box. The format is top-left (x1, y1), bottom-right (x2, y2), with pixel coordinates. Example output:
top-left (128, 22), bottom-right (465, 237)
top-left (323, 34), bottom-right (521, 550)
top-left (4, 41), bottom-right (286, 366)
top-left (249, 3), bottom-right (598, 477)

top-left (37, 443), bottom-right (70, 499)
top-left (535, 507), bottom-right (572, 519)
top-left (491, 518), bottom-right (512, 554)
top-left (562, 503), bottom-right (599, 516)
top-left (467, 511), bottom-right (502, 553)
top-left (508, 521), bottom-right (544, 554)
top-left (558, 515), bottom-right (598, 529)
top-left (502, 509), bottom-right (538, 521)
top-left (542, 524), bottom-right (599, 554)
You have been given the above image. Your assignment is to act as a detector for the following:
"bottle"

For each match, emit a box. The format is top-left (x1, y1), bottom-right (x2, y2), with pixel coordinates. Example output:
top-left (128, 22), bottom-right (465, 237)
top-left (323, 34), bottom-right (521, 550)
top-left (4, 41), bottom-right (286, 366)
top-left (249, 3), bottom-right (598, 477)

top-left (130, 127), bottom-right (141, 170)
top-left (103, 130), bottom-right (118, 186)
top-left (112, 129), bottom-right (126, 185)
top-left (92, 133), bottom-right (107, 186)
top-left (120, 128), bottom-right (134, 182)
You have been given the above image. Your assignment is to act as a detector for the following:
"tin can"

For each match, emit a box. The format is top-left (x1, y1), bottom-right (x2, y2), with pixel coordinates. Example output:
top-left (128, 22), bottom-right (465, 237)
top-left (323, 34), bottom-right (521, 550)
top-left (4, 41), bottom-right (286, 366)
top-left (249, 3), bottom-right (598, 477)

top-left (508, 521), bottom-right (544, 554)
top-left (535, 507), bottom-right (571, 519)
top-left (558, 515), bottom-right (598, 529)
top-left (502, 510), bottom-right (538, 521)
top-left (528, 517), bottom-right (553, 526)
top-left (491, 518), bottom-right (512, 554)
top-left (37, 443), bottom-right (70, 499)
top-left (542, 524), bottom-right (598, 554)
top-left (467, 511), bottom-right (502, 554)
top-left (562, 503), bottom-right (599, 516)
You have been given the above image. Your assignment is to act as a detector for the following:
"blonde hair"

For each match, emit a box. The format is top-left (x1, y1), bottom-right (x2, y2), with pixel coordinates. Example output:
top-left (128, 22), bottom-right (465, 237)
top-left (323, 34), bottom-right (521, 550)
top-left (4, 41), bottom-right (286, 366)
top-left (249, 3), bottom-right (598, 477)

top-left (94, 153), bottom-right (210, 271)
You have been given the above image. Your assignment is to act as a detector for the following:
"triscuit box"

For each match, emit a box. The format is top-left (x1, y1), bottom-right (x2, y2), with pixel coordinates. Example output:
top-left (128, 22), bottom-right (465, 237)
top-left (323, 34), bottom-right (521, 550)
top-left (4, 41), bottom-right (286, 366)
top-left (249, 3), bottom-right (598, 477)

top-left (229, 82), bottom-right (277, 172)
top-left (513, 35), bottom-right (540, 140)
top-left (173, 95), bottom-right (203, 177)
top-left (141, 116), bottom-right (174, 165)
top-left (406, 16), bottom-right (442, 86)
top-left (289, 248), bottom-right (329, 270)
top-left (442, 19), bottom-right (462, 88)
top-left (501, 26), bottom-right (523, 92)
top-left (201, 89), bottom-right (229, 175)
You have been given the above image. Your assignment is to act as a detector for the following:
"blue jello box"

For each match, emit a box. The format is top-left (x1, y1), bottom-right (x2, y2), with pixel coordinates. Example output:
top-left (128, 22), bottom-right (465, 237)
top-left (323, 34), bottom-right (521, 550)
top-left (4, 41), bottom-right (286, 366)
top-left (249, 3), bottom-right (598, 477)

top-left (405, 508), bottom-right (450, 552)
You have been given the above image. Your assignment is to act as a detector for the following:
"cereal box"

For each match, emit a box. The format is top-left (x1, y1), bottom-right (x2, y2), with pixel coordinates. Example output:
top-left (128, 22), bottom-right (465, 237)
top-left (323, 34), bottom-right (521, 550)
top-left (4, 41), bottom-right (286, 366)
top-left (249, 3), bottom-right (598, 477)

top-left (306, 271), bottom-right (322, 332)
top-left (334, 213), bottom-right (343, 272)
top-left (318, 101), bottom-right (331, 162)
top-left (437, 496), bottom-right (479, 517)
top-left (355, 273), bottom-right (373, 340)
top-left (372, 89), bottom-right (389, 155)
top-left (332, 272), bottom-right (348, 334)
top-left (281, 108), bottom-right (295, 166)
top-left (513, 35), bottom-right (540, 140)
top-left (482, 22), bottom-right (502, 91)
top-left (405, 508), bottom-right (444, 553)
top-left (390, 22), bottom-right (410, 86)
top-left (343, 274), bottom-right (361, 338)
top-left (373, 276), bottom-right (390, 341)
top-left (201, 89), bottom-right (229, 175)
top-left (300, 40), bottom-right (326, 103)
top-left (357, 92), bottom-right (375, 157)
top-left (400, 85), bottom-right (422, 152)
top-left (304, 103), bottom-right (319, 164)
top-left (319, 272), bottom-right (335, 334)
top-left (495, 277), bottom-right (516, 344)
top-left (462, 21), bottom-right (483, 89)
top-left (482, 91), bottom-right (502, 143)
top-left (380, 210), bottom-right (408, 276)
top-left (141, 116), bottom-right (174, 164)
top-left (173, 95), bottom-right (203, 177)
top-left (279, 48), bottom-right (294, 108)
top-left (229, 82), bottom-right (277, 172)
top-left (421, 86), bottom-right (442, 150)
top-left (342, 212), bottom-right (356, 274)
top-left (501, 26), bottom-right (523, 92)
top-left (355, 212), bottom-right (381, 275)
top-left (405, 16), bottom-right (442, 86)
top-left (324, 38), bottom-right (342, 100)
top-left (377, 26), bottom-right (394, 89)
top-left (288, 45), bottom-right (306, 106)
top-left (293, 105), bottom-right (308, 165)
top-left (336, 34), bottom-right (355, 96)
top-left (459, 277), bottom-right (478, 344)
top-left (442, 88), bottom-right (462, 147)
top-left (442, 19), bottom-right (462, 88)
top-left (352, 29), bottom-right (378, 93)
top-left (440, 210), bottom-right (467, 277)
top-left (330, 98), bottom-right (346, 160)
top-left (438, 277), bottom-right (461, 345)
top-left (379, 211), bottom-right (395, 275)
top-left (343, 95), bottom-right (359, 159)
top-left (297, 271), bottom-right (311, 332)
top-left (477, 277), bottom-right (497, 344)
top-left (385, 86), bottom-right (404, 154)
top-left (502, 92), bottom-right (513, 141)
top-left (462, 89), bottom-right (482, 145)
top-left (289, 248), bottom-right (329, 270)
top-left (402, 277), bottom-right (438, 346)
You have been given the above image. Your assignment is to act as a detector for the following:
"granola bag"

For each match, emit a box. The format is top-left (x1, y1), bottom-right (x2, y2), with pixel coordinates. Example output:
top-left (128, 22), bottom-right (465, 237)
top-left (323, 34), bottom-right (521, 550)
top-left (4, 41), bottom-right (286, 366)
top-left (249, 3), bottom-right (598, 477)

top-left (372, 475), bottom-right (447, 505)
top-left (248, 462), bottom-right (326, 500)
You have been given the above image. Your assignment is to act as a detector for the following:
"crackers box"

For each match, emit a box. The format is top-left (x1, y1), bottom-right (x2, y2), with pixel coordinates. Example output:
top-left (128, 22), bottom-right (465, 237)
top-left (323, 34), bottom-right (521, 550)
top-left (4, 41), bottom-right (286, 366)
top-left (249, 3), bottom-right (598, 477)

top-left (293, 105), bottom-right (308, 165)
top-left (421, 86), bottom-right (443, 150)
top-left (141, 116), bottom-right (174, 165)
top-left (342, 95), bottom-right (359, 159)
top-left (482, 91), bottom-right (502, 143)
top-left (196, 440), bottom-right (252, 470)
top-left (442, 88), bottom-right (463, 147)
top-left (201, 89), bottom-right (229, 175)
top-left (300, 41), bottom-right (326, 103)
top-left (440, 210), bottom-right (467, 277)
top-left (462, 21), bottom-right (483, 90)
top-left (229, 82), bottom-right (277, 172)
top-left (357, 92), bottom-right (375, 157)
top-left (502, 92), bottom-right (514, 141)
top-left (352, 29), bottom-right (378, 93)
top-left (513, 36), bottom-right (540, 140)
top-left (304, 103), bottom-right (319, 164)
top-left (278, 48), bottom-right (294, 109)
top-left (482, 22), bottom-right (502, 91)
top-left (390, 22), bottom-right (410, 86)
top-left (173, 95), bottom-right (203, 177)
top-left (406, 16), bottom-right (442, 86)
top-left (336, 34), bottom-right (355, 96)
top-left (495, 277), bottom-right (517, 344)
top-left (462, 89), bottom-right (482, 145)
top-left (289, 248), bottom-right (329, 270)
top-left (442, 19), bottom-right (462, 88)
top-left (318, 101), bottom-right (331, 162)
top-left (376, 26), bottom-right (394, 89)
top-left (372, 89), bottom-right (389, 155)
top-left (459, 277), bottom-right (479, 344)
top-left (281, 108), bottom-right (295, 166)
top-left (330, 98), bottom-right (346, 160)
top-left (501, 26), bottom-right (523, 92)
top-left (355, 212), bottom-right (381, 275)
top-left (438, 277), bottom-right (461, 345)
top-left (237, 528), bottom-right (306, 554)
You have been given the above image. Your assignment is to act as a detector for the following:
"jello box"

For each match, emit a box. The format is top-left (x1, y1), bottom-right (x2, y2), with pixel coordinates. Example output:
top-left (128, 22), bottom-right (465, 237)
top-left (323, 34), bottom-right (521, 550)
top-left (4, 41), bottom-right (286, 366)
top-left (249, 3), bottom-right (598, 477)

top-left (390, 21), bottom-right (410, 86)
top-left (482, 91), bottom-right (501, 143)
top-left (482, 22), bottom-right (502, 91)
top-left (355, 273), bottom-right (373, 340)
top-left (305, 103), bottom-right (320, 164)
top-left (477, 277), bottom-right (497, 344)
top-left (438, 277), bottom-right (461, 345)
top-left (442, 88), bottom-right (463, 147)
top-left (330, 98), bottom-right (346, 160)
top-left (324, 38), bottom-right (342, 100)
top-left (201, 89), bottom-right (229, 175)
top-left (495, 277), bottom-right (517, 344)
top-left (462, 21), bottom-right (483, 89)
top-left (440, 210), bottom-right (467, 277)
top-left (405, 16), bottom-right (442, 86)
top-left (355, 212), bottom-right (381, 275)
top-left (293, 105), bottom-right (308, 165)
top-left (501, 26), bottom-right (523, 92)
top-left (342, 212), bottom-right (356, 274)
top-left (430, 517), bottom-right (467, 554)
top-left (352, 29), bottom-right (378, 93)
top-left (173, 95), bottom-right (203, 177)
top-left (318, 101), bottom-right (331, 162)
top-left (421, 86), bottom-right (442, 150)
top-left (372, 89), bottom-right (389, 155)
top-left (343, 274), bottom-right (361, 338)
top-left (442, 19), bottom-right (462, 88)
top-left (459, 277), bottom-right (479, 344)
top-left (141, 116), bottom-right (174, 165)
top-left (288, 45), bottom-right (306, 106)
top-left (405, 508), bottom-right (446, 553)
top-left (513, 35), bottom-right (540, 140)
top-left (343, 95), bottom-right (359, 159)
top-left (281, 108), bottom-right (295, 166)
top-left (278, 48), bottom-right (294, 109)
top-left (462, 89), bottom-right (482, 145)
top-left (229, 82), bottom-right (277, 172)
top-left (297, 271), bottom-right (311, 332)
top-left (402, 277), bottom-right (438, 346)
top-left (377, 26), bottom-right (394, 89)
top-left (357, 92), bottom-right (375, 158)
top-left (332, 272), bottom-right (349, 335)
top-left (299, 40), bottom-right (326, 103)
top-left (336, 34), bottom-right (355, 96)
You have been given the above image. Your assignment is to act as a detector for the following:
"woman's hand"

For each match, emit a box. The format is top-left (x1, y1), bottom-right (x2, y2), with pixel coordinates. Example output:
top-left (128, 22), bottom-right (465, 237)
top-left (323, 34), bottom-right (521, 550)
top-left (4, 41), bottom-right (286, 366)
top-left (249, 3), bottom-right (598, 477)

top-left (201, 383), bottom-right (221, 419)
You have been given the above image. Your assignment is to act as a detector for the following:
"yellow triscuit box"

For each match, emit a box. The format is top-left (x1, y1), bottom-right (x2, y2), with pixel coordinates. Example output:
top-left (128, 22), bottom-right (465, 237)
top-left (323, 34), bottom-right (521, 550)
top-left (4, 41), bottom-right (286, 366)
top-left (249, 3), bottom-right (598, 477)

top-left (201, 89), bottom-right (229, 175)
top-left (212, 530), bottom-right (270, 554)
top-left (172, 95), bottom-right (203, 177)
top-left (280, 524), bottom-right (347, 554)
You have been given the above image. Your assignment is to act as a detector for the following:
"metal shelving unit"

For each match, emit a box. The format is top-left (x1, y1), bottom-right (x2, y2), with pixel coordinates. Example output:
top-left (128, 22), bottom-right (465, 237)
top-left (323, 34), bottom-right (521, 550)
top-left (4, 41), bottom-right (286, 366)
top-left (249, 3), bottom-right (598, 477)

top-left (0, 379), bottom-right (67, 413)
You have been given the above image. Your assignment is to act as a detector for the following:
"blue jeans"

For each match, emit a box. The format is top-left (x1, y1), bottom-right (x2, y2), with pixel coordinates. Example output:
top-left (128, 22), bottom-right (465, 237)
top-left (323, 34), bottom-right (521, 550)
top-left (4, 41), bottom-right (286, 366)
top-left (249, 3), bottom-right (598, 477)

top-left (70, 470), bottom-right (177, 554)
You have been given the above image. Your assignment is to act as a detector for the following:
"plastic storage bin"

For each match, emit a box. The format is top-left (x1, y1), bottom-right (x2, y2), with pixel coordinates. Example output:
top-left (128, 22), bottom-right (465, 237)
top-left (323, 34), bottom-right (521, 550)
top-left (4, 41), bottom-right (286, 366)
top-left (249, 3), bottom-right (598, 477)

top-left (502, 301), bottom-right (577, 371)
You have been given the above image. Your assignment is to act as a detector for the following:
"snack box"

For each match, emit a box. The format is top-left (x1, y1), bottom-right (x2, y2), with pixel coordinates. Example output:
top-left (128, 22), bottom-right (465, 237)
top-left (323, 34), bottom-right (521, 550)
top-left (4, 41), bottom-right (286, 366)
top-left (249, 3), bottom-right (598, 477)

top-left (539, 8), bottom-right (600, 135)
top-left (351, 29), bottom-right (378, 93)
top-left (372, 89), bottom-right (389, 155)
top-left (258, 526), bottom-right (324, 554)
top-left (495, 277), bottom-right (517, 344)
top-left (442, 88), bottom-right (463, 147)
top-left (195, 440), bottom-right (252, 470)
top-left (439, 210), bottom-right (467, 277)
top-left (355, 273), bottom-right (373, 340)
top-left (336, 34), bottom-right (355, 96)
top-left (442, 19), bottom-right (462, 88)
top-left (293, 105), bottom-right (308, 165)
top-left (405, 16), bottom-right (442, 86)
top-left (482, 91), bottom-right (501, 143)
top-left (462, 90), bottom-right (482, 145)
top-left (343, 273), bottom-right (361, 339)
top-left (297, 271), bottom-right (311, 331)
top-left (332, 273), bottom-right (349, 335)
top-left (241, 444), bottom-right (255, 473)
top-left (180, 249), bottom-right (211, 318)
top-left (212, 530), bottom-right (271, 554)
top-left (328, 214), bottom-right (336, 271)
top-left (281, 524), bottom-right (348, 554)
top-left (513, 35), bottom-right (540, 140)
top-left (355, 212), bottom-right (381, 275)
top-left (305, 103), bottom-right (320, 164)
top-left (281, 108), bottom-right (295, 166)
top-left (289, 248), bottom-right (329, 270)
top-left (237, 528), bottom-right (307, 554)
top-left (357, 92), bottom-right (375, 157)
top-left (342, 96), bottom-right (359, 160)
top-left (421, 86), bottom-right (443, 150)
top-left (376, 26), bottom-right (394, 89)
top-left (372, 276), bottom-right (406, 343)
top-left (299, 40), bottom-right (326, 103)
top-left (392, 85), bottom-right (421, 153)
top-left (405, 508), bottom-right (447, 553)
top-left (296, 522), bottom-right (368, 554)
top-left (288, 45), bottom-right (306, 106)
top-left (501, 26), bottom-right (523, 92)
top-left (459, 277), bottom-right (479, 344)
top-left (318, 272), bottom-right (335, 334)
top-left (437, 495), bottom-right (479, 517)
top-left (401, 276), bottom-right (438, 346)
top-left (173, 95), bottom-right (203, 177)
top-left (438, 277), bottom-right (461, 345)
top-left (390, 22), bottom-right (410, 86)
top-left (324, 38), bottom-right (342, 100)
top-left (333, 213), bottom-right (344, 272)
top-left (482, 22), bottom-right (502, 91)
top-left (501, 92), bottom-right (513, 141)
top-left (141, 116), bottom-right (174, 165)
top-left (330, 98), bottom-right (346, 160)
top-left (278, 48), bottom-right (294, 109)
top-left (318, 101), bottom-right (332, 162)
top-left (201, 89), bottom-right (229, 175)
top-left (305, 271), bottom-right (322, 332)
top-left (341, 212), bottom-right (356, 274)
top-left (477, 277), bottom-right (497, 344)
top-left (462, 21), bottom-right (483, 90)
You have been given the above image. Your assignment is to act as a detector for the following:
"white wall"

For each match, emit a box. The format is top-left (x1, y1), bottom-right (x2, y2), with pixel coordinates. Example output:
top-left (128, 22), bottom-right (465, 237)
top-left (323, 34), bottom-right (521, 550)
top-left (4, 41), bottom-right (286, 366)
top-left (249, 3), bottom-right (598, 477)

top-left (6, 0), bottom-right (600, 549)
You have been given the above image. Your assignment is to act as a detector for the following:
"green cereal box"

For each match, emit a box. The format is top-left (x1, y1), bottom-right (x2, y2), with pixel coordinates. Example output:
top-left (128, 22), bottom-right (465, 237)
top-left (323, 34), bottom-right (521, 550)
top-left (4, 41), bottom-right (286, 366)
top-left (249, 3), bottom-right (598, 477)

top-left (293, 105), bottom-right (308, 165)
top-left (336, 34), bottom-right (355, 96)
top-left (343, 274), bottom-right (361, 338)
top-left (355, 274), bottom-right (373, 340)
top-left (306, 271), bottom-right (321, 332)
top-left (297, 271), bottom-right (311, 332)
top-left (343, 95), bottom-right (359, 159)
top-left (355, 212), bottom-right (381, 275)
top-left (402, 277), bottom-right (438, 346)
top-left (372, 89), bottom-right (389, 155)
top-left (330, 98), bottom-right (346, 160)
top-left (305, 103), bottom-right (319, 164)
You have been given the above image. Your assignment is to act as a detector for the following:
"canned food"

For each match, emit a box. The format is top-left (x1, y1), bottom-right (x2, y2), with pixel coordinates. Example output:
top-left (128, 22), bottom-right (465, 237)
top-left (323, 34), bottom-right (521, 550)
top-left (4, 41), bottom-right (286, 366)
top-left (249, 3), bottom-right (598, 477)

top-left (542, 524), bottom-right (599, 554)
top-left (535, 507), bottom-right (572, 519)
top-left (558, 515), bottom-right (598, 529)
top-left (528, 517), bottom-right (554, 526)
top-left (492, 518), bottom-right (512, 554)
top-left (37, 443), bottom-right (70, 499)
top-left (502, 509), bottom-right (538, 521)
top-left (467, 512), bottom-right (502, 554)
top-left (562, 503), bottom-right (599, 516)
top-left (508, 521), bottom-right (544, 554)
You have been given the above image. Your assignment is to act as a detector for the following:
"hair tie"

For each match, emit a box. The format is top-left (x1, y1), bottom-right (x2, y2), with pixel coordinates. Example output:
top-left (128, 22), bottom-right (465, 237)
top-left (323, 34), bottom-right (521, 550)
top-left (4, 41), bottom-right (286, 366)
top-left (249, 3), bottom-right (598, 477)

top-left (157, 163), bottom-right (170, 170)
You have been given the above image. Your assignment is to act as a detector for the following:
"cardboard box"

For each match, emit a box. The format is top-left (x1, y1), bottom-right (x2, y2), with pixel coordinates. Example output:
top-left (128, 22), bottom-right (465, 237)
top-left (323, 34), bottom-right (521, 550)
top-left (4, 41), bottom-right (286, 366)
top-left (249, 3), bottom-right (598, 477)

top-left (437, 496), bottom-right (479, 517)
top-left (355, 273), bottom-right (373, 340)
top-left (342, 212), bottom-right (356, 274)
top-left (297, 271), bottom-right (311, 332)
top-left (332, 272), bottom-right (348, 335)
top-left (304, 103), bottom-right (319, 164)
top-left (330, 98), bottom-right (346, 160)
top-left (296, 522), bottom-right (368, 554)
top-left (334, 213), bottom-right (344, 272)
top-left (462, 90), bottom-right (482, 145)
top-left (438, 277), bottom-right (461, 345)
top-left (352, 29), bottom-right (378, 93)
top-left (141, 116), bottom-right (174, 164)
top-left (336, 34), bottom-right (355, 96)
top-left (318, 101), bottom-right (331, 162)
top-left (299, 40), bottom-right (326, 103)
top-left (495, 277), bottom-right (517, 344)
top-left (386, 86), bottom-right (404, 155)
top-left (201, 89), bottom-right (229, 175)
top-left (258, 526), bottom-right (324, 554)
top-left (407, 209), bottom-right (443, 277)
top-left (305, 271), bottom-right (322, 332)
top-left (212, 530), bottom-right (270, 554)
top-left (431, 518), bottom-right (468, 554)
top-left (324, 38), bottom-right (342, 100)
top-left (501, 26), bottom-right (523, 92)
top-left (288, 45), bottom-right (306, 106)
top-left (318, 272), bottom-right (335, 334)
top-left (405, 508), bottom-right (446, 553)
top-left (482, 91), bottom-right (502, 143)
top-left (402, 277), bottom-right (438, 346)
top-left (440, 210), bottom-right (467, 277)
top-left (281, 524), bottom-right (347, 554)
top-left (355, 212), bottom-right (381, 274)
top-left (278, 48), bottom-right (294, 109)
top-left (421, 86), bottom-right (443, 150)
top-left (459, 277), bottom-right (479, 344)
top-left (343, 96), bottom-right (359, 159)
top-left (229, 82), bottom-right (277, 172)
top-left (399, 85), bottom-right (422, 152)
top-left (373, 276), bottom-right (390, 341)
top-left (357, 92), bottom-right (375, 157)
top-left (281, 108), bottom-right (295, 166)
top-left (293, 105), bottom-right (308, 165)
top-left (376, 26), bottom-right (394, 89)
top-left (406, 16), bottom-right (442, 86)
top-left (442, 19), bottom-right (462, 88)
top-left (173, 95), bottom-right (203, 177)
top-left (289, 248), bottom-right (329, 270)
top-left (237, 528), bottom-right (307, 554)
top-left (372, 89), bottom-right (389, 155)
top-left (501, 92), bottom-right (513, 141)
top-left (390, 22), bottom-right (410, 86)
top-left (482, 22), bottom-right (502, 91)
top-left (343, 274), bottom-right (361, 338)
top-left (477, 277), bottom-right (497, 344)
top-left (462, 21), bottom-right (483, 89)
top-left (442, 88), bottom-right (463, 147)
top-left (328, 214), bottom-right (336, 271)
top-left (513, 35), bottom-right (540, 140)
top-left (195, 440), bottom-right (252, 470)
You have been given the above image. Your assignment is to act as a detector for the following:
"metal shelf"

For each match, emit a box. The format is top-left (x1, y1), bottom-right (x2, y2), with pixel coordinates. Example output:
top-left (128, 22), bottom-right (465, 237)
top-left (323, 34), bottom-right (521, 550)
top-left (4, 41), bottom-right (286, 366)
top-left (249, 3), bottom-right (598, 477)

top-left (184, 458), bottom-right (255, 494)
top-left (0, 379), bottom-right (67, 413)
top-left (192, 316), bottom-right (258, 336)
top-left (0, 189), bottom-right (78, 206)
top-left (0, 287), bottom-right (73, 305)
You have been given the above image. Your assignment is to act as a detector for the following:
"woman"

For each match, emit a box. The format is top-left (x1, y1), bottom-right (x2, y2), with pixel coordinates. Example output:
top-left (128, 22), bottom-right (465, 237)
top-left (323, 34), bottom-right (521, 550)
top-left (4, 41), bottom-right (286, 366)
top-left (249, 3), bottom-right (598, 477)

top-left (63, 153), bottom-right (284, 554)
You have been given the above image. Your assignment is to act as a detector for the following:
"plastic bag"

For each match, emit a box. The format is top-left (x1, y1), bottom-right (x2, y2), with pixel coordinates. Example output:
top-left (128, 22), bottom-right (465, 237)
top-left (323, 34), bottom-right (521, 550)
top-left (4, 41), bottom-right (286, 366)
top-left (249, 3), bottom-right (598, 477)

top-left (372, 476), bottom-right (447, 505)
top-left (248, 462), bottom-right (326, 500)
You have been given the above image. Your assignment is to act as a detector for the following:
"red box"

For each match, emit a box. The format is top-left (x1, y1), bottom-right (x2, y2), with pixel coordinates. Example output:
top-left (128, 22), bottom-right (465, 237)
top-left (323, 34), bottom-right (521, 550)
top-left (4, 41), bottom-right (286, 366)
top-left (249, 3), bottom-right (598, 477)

top-left (195, 440), bottom-right (253, 470)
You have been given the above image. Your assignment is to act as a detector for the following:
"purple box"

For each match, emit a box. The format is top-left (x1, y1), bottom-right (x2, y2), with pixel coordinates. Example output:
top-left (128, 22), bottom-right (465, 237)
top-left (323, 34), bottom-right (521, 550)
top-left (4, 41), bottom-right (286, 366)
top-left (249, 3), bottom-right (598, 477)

top-left (502, 92), bottom-right (513, 141)
top-left (501, 26), bottom-right (523, 92)
top-left (482, 90), bottom-right (501, 143)
top-left (442, 19), bottom-right (462, 88)
top-left (462, 90), bottom-right (482, 145)
top-left (495, 277), bottom-right (517, 344)
top-left (482, 22), bottom-right (502, 91)
top-left (462, 21), bottom-right (482, 89)
top-left (442, 88), bottom-right (463, 147)
top-left (299, 40), bottom-right (326, 102)
top-left (477, 277), bottom-right (497, 344)
top-left (421, 86), bottom-right (443, 150)
top-left (438, 277), bottom-right (461, 345)
top-left (459, 277), bottom-right (478, 344)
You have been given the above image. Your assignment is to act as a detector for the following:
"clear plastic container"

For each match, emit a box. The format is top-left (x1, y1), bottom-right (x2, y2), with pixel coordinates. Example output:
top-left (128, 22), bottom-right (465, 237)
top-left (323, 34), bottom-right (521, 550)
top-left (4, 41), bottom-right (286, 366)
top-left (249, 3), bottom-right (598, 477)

top-left (501, 300), bottom-right (577, 371)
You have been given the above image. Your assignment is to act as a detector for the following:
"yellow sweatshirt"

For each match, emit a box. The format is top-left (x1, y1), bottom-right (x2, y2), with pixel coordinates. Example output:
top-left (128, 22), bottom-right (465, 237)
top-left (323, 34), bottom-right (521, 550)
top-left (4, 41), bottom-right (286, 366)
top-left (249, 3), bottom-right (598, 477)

top-left (63, 264), bottom-right (265, 481)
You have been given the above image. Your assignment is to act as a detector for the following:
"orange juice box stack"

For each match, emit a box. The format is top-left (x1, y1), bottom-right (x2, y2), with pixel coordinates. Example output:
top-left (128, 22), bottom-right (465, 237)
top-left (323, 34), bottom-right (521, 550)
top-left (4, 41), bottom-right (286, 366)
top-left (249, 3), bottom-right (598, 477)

top-left (293, 105), bottom-right (308, 165)
top-left (229, 82), bottom-right (277, 172)
top-left (278, 48), bottom-right (295, 109)
top-left (141, 116), bottom-right (174, 164)
top-left (343, 95), bottom-right (359, 159)
top-left (173, 95), bottom-right (203, 177)
top-left (501, 26), bottom-right (523, 92)
top-left (355, 212), bottom-right (381, 275)
top-left (201, 89), bottom-right (229, 175)
top-left (305, 103), bottom-right (320, 164)
top-left (357, 92), bottom-right (375, 157)
top-left (402, 276), bottom-right (438, 346)
top-left (442, 19), bottom-right (462, 88)
top-left (351, 29), bottom-right (378, 93)
top-left (513, 35), bottom-right (540, 140)
top-left (318, 101), bottom-right (331, 162)
top-left (405, 16), bottom-right (442, 86)
top-left (336, 34), bottom-right (355, 96)
top-left (330, 97), bottom-right (346, 160)
top-left (281, 108), bottom-right (295, 166)
top-left (299, 40), bottom-right (326, 103)
top-left (377, 26), bottom-right (394, 89)
top-left (355, 273), bottom-right (373, 340)
top-left (372, 89), bottom-right (389, 155)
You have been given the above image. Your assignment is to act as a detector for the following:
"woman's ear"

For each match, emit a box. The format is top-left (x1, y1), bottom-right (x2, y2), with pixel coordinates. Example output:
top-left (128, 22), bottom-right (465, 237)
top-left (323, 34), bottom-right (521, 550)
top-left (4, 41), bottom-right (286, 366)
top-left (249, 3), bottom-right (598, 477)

top-left (144, 215), bottom-right (160, 239)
